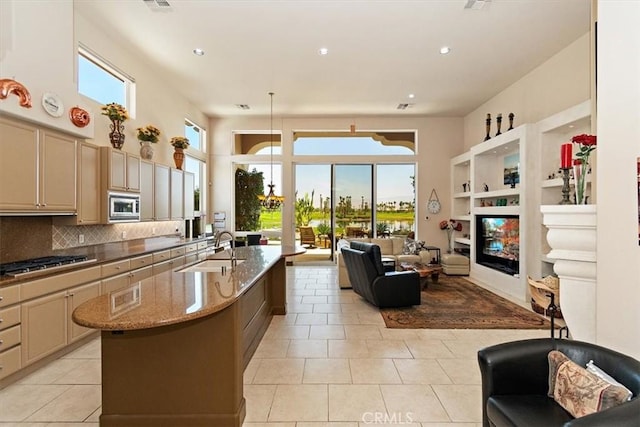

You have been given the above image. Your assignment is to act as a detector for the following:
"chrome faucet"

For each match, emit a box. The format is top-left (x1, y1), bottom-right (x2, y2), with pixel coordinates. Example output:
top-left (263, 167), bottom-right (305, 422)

top-left (215, 230), bottom-right (237, 269)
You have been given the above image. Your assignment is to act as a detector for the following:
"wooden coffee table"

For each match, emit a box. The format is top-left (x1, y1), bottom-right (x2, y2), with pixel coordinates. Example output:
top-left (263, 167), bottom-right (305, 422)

top-left (399, 262), bottom-right (443, 288)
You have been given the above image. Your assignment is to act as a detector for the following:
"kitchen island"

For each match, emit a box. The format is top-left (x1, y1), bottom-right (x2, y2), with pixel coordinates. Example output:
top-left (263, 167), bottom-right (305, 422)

top-left (73, 245), bottom-right (304, 427)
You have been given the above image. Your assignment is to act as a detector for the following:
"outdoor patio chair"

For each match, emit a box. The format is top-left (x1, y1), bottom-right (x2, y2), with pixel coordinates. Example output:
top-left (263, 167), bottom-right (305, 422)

top-left (299, 226), bottom-right (316, 247)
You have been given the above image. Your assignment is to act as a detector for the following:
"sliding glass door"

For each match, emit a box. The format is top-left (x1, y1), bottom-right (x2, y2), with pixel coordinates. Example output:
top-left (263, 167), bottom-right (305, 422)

top-left (334, 164), bottom-right (373, 239)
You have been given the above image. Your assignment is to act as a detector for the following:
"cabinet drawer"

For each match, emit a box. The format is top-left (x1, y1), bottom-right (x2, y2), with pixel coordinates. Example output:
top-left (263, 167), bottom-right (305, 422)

top-left (153, 250), bottom-right (171, 263)
top-left (170, 247), bottom-right (186, 258)
top-left (185, 253), bottom-right (198, 264)
top-left (130, 254), bottom-right (153, 270)
top-left (0, 325), bottom-right (20, 351)
top-left (21, 266), bottom-right (101, 301)
top-left (152, 259), bottom-right (174, 274)
top-left (184, 244), bottom-right (198, 253)
top-left (0, 285), bottom-right (20, 308)
top-left (101, 259), bottom-right (130, 278)
top-left (102, 273), bottom-right (130, 295)
top-left (0, 345), bottom-right (21, 380)
top-left (0, 306), bottom-right (20, 331)
top-left (129, 266), bottom-right (153, 283)
top-left (197, 241), bottom-right (207, 250)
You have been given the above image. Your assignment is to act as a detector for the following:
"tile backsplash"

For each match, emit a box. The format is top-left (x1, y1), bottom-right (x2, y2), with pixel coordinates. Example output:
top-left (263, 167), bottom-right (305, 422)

top-left (0, 216), bottom-right (184, 262)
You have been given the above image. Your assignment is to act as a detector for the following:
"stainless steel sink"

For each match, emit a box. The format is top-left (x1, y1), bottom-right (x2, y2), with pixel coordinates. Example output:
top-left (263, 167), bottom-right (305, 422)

top-left (179, 259), bottom-right (245, 272)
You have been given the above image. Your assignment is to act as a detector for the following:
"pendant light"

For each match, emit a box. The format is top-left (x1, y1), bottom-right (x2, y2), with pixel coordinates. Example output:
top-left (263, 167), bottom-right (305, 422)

top-left (258, 92), bottom-right (284, 210)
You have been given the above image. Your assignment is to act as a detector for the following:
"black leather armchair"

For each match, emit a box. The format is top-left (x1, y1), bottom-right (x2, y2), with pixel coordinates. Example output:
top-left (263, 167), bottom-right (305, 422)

top-left (341, 241), bottom-right (420, 308)
top-left (478, 338), bottom-right (640, 427)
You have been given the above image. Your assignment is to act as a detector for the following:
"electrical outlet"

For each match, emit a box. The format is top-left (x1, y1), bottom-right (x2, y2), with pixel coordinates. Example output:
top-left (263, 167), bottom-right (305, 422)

top-left (78, 234), bottom-right (85, 244)
top-left (121, 231), bottom-right (127, 239)
top-left (152, 228), bottom-right (156, 235)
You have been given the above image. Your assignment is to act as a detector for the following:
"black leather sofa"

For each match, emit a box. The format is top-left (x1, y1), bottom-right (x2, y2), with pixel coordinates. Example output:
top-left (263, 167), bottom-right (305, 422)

top-left (341, 241), bottom-right (420, 308)
top-left (478, 338), bottom-right (640, 427)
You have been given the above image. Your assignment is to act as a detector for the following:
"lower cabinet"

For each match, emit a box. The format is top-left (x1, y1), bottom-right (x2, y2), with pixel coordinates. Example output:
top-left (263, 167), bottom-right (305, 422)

top-left (21, 281), bottom-right (100, 366)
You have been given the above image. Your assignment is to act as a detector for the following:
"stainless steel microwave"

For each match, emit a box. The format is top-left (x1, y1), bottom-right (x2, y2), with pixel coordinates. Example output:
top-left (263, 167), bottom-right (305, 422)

top-left (108, 192), bottom-right (140, 223)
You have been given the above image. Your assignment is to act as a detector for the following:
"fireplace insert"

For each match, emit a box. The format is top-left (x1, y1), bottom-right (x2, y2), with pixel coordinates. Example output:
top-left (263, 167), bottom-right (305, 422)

top-left (475, 214), bottom-right (519, 275)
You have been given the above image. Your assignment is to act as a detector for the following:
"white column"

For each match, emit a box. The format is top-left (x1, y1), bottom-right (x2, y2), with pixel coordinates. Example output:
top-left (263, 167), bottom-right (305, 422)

top-left (540, 205), bottom-right (596, 342)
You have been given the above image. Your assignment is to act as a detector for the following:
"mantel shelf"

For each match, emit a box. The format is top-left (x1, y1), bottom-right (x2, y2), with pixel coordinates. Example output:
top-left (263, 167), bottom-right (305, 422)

top-left (473, 188), bottom-right (520, 199)
top-left (474, 206), bottom-right (520, 215)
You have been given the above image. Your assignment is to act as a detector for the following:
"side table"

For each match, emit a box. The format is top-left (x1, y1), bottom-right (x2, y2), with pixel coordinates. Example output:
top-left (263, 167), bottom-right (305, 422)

top-left (421, 246), bottom-right (441, 265)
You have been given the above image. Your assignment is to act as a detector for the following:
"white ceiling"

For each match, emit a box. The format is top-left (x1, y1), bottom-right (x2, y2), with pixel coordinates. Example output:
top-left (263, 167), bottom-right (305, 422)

top-left (74, 0), bottom-right (591, 118)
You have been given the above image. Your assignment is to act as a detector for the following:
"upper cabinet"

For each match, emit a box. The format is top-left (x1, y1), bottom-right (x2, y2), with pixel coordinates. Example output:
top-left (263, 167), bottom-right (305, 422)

top-left (184, 171), bottom-right (195, 220)
top-left (101, 147), bottom-right (140, 193)
top-left (170, 168), bottom-right (184, 221)
top-left (139, 160), bottom-right (154, 222)
top-left (0, 117), bottom-right (76, 213)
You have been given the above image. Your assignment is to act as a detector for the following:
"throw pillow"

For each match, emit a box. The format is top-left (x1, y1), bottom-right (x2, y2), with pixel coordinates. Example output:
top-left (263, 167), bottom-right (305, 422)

top-left (586, 360), bottom-right (633, 401)
top-left (403, 239), bottom-right (417, 255)
top-left (548, 350), bottom-right (632, 418)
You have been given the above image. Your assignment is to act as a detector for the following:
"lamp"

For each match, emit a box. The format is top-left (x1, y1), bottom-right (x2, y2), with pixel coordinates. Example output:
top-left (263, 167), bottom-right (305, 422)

top-left (258, 92), bottom-right (284, 210)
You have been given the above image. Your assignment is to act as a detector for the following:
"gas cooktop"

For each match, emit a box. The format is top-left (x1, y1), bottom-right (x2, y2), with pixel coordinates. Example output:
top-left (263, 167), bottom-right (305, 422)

top-left (0, 255), bottom-right (97, 278)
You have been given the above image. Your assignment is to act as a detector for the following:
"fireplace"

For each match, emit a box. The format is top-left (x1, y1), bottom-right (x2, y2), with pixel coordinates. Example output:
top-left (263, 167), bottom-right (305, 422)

top-left (475, 214), bottom-right (519, 276)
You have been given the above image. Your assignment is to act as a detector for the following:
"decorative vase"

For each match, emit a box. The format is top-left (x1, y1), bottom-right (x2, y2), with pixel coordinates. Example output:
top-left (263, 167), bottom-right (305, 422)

top-left (139, 141), bottom-right (154, 160)
top-left (446, 229), bottom-right (455, 253)
top-left (109, 120), bottom-right (125, 149)
top-left (572, 161), bottom-right (588, 204)
top-left (173, 147), bottom-right (184, 170)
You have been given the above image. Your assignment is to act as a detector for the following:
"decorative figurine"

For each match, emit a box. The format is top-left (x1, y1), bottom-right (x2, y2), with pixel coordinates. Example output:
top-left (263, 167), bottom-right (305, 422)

top-left (462, 182), bottom-right (467, 192)
top-left (508, 112), bottom-right (515, 131)
top-left (509, 172), bottom-right (517, 188)
top-left (483, 183), bottom-right (489, 192)
top-left (0, 78), bottom-right (32, 108)
top-left (496, 113), bottom-right (502, 136)
top-left (559, 168), bottom-right (572, 205)
top-left (484, 113), bottom-right (491, 141)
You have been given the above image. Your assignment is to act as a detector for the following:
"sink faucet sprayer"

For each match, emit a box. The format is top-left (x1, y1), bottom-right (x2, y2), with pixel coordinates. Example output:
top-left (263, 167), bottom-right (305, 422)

top-left (214, 230), bottom-right (237, 269)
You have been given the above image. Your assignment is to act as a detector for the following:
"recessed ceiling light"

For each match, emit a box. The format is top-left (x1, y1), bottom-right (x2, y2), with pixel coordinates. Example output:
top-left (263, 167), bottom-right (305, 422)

top-left (236, 104), bottom-right (250, 110)
top-left (408, 93), bottom-right (415, 99)
top-left (440, 46), bottom-right (451, 55)
top-left (193, 48), bottom-right (205, 56)
top-left (318, 47), bottom-right (329, 55)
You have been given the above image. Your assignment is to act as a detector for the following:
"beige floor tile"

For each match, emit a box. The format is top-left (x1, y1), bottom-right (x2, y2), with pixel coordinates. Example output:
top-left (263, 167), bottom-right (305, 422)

top-left (340, 301), bottom-right (379, 314)
top-left (365, 340), bottom-right (412, 359)
top-left (326, 295), bottom-right (356, 303)
top-left (418, 423), bottom-right (480, 427)
top-left (380, 384), bottom-right (450, 422)
top-left (289, 289), bottom-right (317, 296)
top-left (306, 283), bottom-right (330, 290)
top-left (297, 422), bottom-right (358, 427)
top-left (252, 358), bottom-right (305, 384)
top-left (287, 339), bottom-right (328, 358)
top-left (253, 339), bottom-right (290, 358)
top-left (26, 385), bottom-right (101, 422)
top-left (357, 422), bottom-right (422, 427)
top-left (302, 296), bottom-right (329, 304)
top-left (263, 325), bottom-right (310, 340)
top-left (85, 407), bottom-right (101, 422)
top-left (432, 385), bottom-right (482, 423)
top-left (405, 339), bottom-right (456, 359)
top-left (328, 313), bottom-right (361, 325)
top-left (393, 359), bottom-right (452, 385)
top-left (328, 384), bottom-right (386, 421)
top-left (378, 328), bottom-right (422, 340)
top-left (244, 358), bottom-right (262, 384)
top-left (349, 359), bottom-right (401, 384)
top-left (296, 313), bottom-right (329, 325)
top-left (268, 384), bottom-right (328, 421)
top-left (243, 384), bottom-right (277, 422)
top-left (0, 384), bottom-right (70, 422)
top-left (242, 423), bottom-right (295, 427)
top-left (310, 325), bottom-right (346, 339)
top-left (437, 358), bottom-right (482, 384)
top-left (414, 329), bottom-right (459, 340)
top-left (269, 313), bottom-right (298, 325)
top-left (328, 340), bottom-right (370, 358)
top-left (52, 359), bottom-right (101, 385)
top-left (303, 359), bottom-right (352, 384)
top-left (61, 337), bottom-right (101, 359)
top-left (356, 312), bottom-right (386, 326)
top-left (287, 303), bottom-right (315, 313)
top-left (17, 359), bottom-right (81, 385)
top-left (313, 303), bottom-right (343, 313)
top-left (344, 325), bottom-right (383, 340)
top-left (441, 340), bottom-right (492, 359)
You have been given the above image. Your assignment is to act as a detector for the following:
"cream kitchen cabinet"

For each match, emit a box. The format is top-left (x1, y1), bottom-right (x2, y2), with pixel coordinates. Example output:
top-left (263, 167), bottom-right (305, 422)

top-left (101, 147), bottom-right (141, 193)
top-left (0, 117), bottom-right (76, 213)
top-left (154, 163), bottom-right (170, 221)
top-left (0, 285), bottom-right (22, 381)
top-left (140, 160), bottom-right (154, 221)
top-left (170, 168), bottom-right (184, 220)
top-left (184, 171), bottom-right (195, 220)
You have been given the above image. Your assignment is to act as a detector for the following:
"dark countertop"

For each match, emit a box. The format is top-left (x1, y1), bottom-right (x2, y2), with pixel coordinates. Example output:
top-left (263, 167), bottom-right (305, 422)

top-left (0, 235), bottom-right (215, 287)
top-left (72, 245), bottom-right (305, 330)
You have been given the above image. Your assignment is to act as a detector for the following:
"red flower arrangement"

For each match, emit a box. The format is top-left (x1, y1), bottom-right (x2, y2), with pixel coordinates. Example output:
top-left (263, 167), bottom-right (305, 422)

top-left (439, 219), bottom-right (463, 232)
top-left (571, 134), bottom-right (596, 204)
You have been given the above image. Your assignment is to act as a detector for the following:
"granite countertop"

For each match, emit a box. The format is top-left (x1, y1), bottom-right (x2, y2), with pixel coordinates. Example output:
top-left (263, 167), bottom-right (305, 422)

top-left (0, 235), bottom-right (215, 287)
top-left (72, 245), bottom-right (304, 331)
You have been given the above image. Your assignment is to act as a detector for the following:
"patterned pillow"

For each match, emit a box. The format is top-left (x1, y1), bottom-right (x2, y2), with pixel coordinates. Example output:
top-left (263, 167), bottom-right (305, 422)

top-left (548, 350), bottom-right (631, 418)
top-left (402, 239), bottom-right (417, 255)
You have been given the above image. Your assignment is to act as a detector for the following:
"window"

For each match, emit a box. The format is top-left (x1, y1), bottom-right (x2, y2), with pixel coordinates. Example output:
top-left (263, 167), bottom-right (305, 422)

top-left (185, 119), bottom-right (205, 152)
top-left (78, 46), bottom-right (135, 111)
top-left (185, 156), bottom-right (206, 213)
top-left (293, 132), bottom-right (415, 155)
top-left (183, 120), bottom-right (206, 213)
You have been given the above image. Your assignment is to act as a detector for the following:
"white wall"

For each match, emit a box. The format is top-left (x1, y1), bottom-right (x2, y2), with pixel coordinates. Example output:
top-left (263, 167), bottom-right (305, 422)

top-left (463, 33), bottom-right (591, 151)
top-left (209, 115), bottom-right (464, 249)
top-left (595, 0), bottom-right (640, 359)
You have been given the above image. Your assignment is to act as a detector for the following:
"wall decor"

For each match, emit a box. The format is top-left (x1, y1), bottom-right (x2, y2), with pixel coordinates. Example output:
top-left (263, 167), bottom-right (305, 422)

top-left (69, 106), bottom-right (91, 127)
top-left (41, 92), bottom-right (64, 117)
top-left (0, 78), bottom-right (32, 108)
top-left (484, 113), bottom-right (491, 141)
top-left (508, 112), bottom-right (515, 130)
top-left (503, 153), bottom-right (520, 186)
top-left (495, 113), bottom-right (503, 136)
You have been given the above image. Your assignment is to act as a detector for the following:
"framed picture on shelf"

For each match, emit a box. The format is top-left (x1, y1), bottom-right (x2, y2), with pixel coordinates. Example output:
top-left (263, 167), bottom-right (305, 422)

top-left (503, 153), bottom-right (520, 186)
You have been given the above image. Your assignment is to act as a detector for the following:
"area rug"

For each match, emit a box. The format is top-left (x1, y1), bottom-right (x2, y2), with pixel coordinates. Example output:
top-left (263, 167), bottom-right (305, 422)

top-left (380, 275), bottom-right (552, 329)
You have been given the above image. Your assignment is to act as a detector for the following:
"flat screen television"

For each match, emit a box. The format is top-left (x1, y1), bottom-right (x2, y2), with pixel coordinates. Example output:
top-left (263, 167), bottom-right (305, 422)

top-left (475, 215), bottom-right (519, 275)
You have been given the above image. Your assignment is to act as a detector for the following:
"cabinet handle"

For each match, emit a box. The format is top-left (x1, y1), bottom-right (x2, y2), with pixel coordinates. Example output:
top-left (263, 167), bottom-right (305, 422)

top-left (69, 293), bottom-right (74, 297)
top-left (0, 340), bottom-right (3, 345)
top-left (0, 296), bottom-right (3, 301)
top-left (116, 266), bottom-right (121, 270)
top-left (0, 319), bottom-right (3, 323)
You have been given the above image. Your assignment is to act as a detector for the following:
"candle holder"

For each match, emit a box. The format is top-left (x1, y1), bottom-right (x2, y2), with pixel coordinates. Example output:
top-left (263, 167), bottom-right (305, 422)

top-left (484, 113), bottom-right (491, 141)
top-left (496, 114), bottom-right (502, 136)
top-left (559, 167), bottom-right (572, 205)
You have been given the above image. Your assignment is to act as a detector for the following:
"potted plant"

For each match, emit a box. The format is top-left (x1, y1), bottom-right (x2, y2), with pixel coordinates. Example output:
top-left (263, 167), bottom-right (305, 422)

top-left (169, 136), bottom-right (190, 169)
top-left (136, 125), bottom-right (160, 160)
top-left (101, 102), bottom-right (128, 149)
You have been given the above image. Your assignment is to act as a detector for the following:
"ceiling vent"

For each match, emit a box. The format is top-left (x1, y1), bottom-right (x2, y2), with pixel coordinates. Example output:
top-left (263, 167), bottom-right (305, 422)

top-left (464, 0), bottom-right (490, 10)
top-left (397, 103), bottom-right (413, 110)
top-left (143, 0), bottom-right (172, 12)
top-left (236, 104), bottom-right (250, 110)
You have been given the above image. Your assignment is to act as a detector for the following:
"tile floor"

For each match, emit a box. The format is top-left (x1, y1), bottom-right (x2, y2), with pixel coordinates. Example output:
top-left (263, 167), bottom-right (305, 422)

top-left (0, 265), bottom-right (549, 426)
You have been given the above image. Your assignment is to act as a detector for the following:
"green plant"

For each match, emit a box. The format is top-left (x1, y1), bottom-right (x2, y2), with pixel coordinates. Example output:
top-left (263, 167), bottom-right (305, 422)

top-left (101, 102), bottom-right (128, 121)
top-left (376, 222), bottom-right (390, 235)
top-left (235, 168), bottom-right (264, 231)
top-left (170, 136), bottom-right (190, 149)
top-left (136, 125), bottom-right (160, 143)
top-left (295, 190), bottom-right (315, 226)
top-left (316, 222), bottom-right (331, 235)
